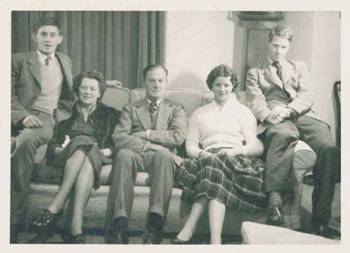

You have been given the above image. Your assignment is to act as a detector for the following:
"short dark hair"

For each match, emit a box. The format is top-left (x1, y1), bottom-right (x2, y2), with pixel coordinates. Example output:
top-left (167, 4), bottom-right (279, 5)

top-left (73, 70), bottom-right (106, 96)
top-left (268, 25), bottom-right (293, 43)
top-left (142, 64), bottom-right (168, 80)
top-left (32, 16), bottom-right (61, 34)
top-left (206, 64), bottom-right (240, 90)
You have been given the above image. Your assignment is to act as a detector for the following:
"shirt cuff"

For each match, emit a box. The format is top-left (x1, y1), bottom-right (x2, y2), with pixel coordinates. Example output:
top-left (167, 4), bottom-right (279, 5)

top-left (146, 130), bottom-right (152, 140)
top-left (287, 106), bottom-right (299, 119)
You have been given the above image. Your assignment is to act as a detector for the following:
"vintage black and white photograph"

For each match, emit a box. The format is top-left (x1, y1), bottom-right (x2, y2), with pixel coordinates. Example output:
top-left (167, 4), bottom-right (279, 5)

top-left (3, 1), bottom-right (345, 249)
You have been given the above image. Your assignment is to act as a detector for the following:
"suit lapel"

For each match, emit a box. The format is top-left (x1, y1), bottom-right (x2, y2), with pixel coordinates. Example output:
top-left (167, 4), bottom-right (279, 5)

top-left (56, 52), bottom-right (73, 88)
top-left (280, 59), bottom-right (292, 84)
top-left (27, 52), bottom-right (41, 88)
top-left (280, 60), bottom-right (297, 99)
top-left (155, 100), bottom-right (172, 130)
top-left (136, 100), bottom-right (152, 130)
top-left (264, 64), bottom-right (284, 89)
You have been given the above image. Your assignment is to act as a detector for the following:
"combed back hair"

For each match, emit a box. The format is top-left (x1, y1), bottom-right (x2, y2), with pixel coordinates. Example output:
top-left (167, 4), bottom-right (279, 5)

top-left (32, 16), bottom-right (61, 34)
top-left (268, 25), bottom-right (293, 43)
top-left (73, 70), bottom-right (106, 96)
top-left (206, 64), bottom-right (240, 91)
top-left (142, 64), bottom-right (168, 80)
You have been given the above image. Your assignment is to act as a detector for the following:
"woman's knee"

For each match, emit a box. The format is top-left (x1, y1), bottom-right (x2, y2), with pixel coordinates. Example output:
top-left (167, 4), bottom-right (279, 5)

top-left (81, 157), bottom-right (94, 173)
top-left (66, 150), bottom-right (86, 167)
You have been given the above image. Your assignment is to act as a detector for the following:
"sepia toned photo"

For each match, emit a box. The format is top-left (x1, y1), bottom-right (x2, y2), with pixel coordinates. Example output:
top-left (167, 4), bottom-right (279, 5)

top-left (7, 8), bottom-right (341, 247)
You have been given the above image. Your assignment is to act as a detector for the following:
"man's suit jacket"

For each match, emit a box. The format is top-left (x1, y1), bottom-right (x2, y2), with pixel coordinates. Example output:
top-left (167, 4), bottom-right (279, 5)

top-left (11, 51), bottom-right (76, 128)
top-left (112, 98), bottom-right (187, 164)
top-left (245, 58), bottom-right (323, 131)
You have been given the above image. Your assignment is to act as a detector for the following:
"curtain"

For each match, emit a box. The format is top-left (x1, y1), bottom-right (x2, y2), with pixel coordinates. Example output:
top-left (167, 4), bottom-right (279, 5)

top-left (11, 11), bottom-right (166, 88)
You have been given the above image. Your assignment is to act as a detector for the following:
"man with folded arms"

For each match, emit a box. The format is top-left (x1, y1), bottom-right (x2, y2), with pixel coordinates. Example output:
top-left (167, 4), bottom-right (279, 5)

top-left (245, 25), bottom-right (340, 238)
top-left (105, 64), bottom-right (186, 244)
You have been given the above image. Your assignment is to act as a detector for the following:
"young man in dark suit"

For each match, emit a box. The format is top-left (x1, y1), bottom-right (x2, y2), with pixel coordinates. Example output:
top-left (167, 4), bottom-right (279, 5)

top-left (245, 25), bottom-right (340, 238)
top-left (11, 16), bottom-right (75, 243)
top-left (105, 64), bottom-right (187, 244)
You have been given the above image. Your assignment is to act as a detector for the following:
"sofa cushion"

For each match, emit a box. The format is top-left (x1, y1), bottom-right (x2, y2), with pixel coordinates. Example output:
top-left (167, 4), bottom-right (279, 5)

top-left (33, 164), bottom-right (150, 186)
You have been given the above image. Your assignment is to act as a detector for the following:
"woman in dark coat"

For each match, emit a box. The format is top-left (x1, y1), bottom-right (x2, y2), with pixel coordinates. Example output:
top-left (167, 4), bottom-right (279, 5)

top-left (31, 70), bottom-right (120, 243)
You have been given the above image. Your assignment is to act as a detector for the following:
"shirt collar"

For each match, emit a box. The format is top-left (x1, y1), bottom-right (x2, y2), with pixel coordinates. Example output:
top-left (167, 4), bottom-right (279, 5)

top-left (267, 57), bottom-right (287, 66)
top-left (146, 98), bottom-right (162, 107)
top-left (37, 50), bottom-right (56, 64)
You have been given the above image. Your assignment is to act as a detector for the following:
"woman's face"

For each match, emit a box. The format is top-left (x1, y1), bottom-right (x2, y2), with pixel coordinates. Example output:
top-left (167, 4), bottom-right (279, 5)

top-left (211, 76), bottom-right (233, 104)
top-left (78, 77), bottom-right (101, 106)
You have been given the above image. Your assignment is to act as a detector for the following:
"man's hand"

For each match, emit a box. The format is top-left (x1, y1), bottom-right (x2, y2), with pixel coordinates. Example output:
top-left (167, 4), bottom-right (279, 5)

top-left (266, 106), bottom-right (291, 125)
top-left (54, 147), bottom-right (63, 156)
top-left (22, 115), bottom-right (42, 128)
top-left (100, 148), bottom-right (112, 158)
top-left (131, 131), bottom-right (147, 140)
top-left (61, 135), bottom-right (70, 149)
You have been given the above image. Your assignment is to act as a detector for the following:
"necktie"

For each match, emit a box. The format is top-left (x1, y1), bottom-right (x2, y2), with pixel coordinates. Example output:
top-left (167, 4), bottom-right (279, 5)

top-left (45, 55), bottom-right (52, 66)
top-left (272, 61), bottom-right (282, 80)
top-left (149, 101), bottom-right (158, 114)
top-left (272, 61), bottom-right (292, 97)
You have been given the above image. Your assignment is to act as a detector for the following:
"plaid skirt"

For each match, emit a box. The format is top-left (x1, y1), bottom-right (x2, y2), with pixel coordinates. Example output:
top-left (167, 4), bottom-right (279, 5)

top-left (175, 150), bottom-right (267, 213)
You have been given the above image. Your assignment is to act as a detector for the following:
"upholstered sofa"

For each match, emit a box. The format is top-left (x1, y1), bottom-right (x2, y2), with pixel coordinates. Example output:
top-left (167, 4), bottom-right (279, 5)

top-left (25, 85), bottom-right (337, 242)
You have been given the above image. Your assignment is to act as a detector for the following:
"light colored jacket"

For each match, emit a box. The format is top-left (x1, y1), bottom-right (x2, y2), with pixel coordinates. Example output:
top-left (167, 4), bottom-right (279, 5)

top-left (245, 58), bottom-right (323, 132)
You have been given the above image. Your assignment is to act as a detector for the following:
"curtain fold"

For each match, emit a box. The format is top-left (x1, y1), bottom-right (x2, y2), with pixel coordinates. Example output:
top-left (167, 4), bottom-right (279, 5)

top-left (12, 11), bottom-right (166, 88)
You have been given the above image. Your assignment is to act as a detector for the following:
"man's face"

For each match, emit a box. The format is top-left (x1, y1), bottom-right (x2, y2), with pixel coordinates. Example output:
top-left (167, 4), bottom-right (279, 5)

top-left (144, 67), bottom-right (168, 101)
top-left (32, 25), bottom-right (62, 55)
top-left (268, 36), bottom-right (290, 62)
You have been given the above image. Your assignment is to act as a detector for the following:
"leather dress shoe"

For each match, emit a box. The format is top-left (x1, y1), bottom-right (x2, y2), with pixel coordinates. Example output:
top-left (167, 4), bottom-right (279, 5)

top-left (266, 206), bottom-right (284, 226)
top-left (66, 234), bottom-right (85, 244)
top-left (142, 229), bottom-right (163, 244)
top-left (311, 223), bottom-right (340, 239)
top-left (105, 229), bottom-right (129, 244)
top-left (170, 236), bottom-right (192, 244)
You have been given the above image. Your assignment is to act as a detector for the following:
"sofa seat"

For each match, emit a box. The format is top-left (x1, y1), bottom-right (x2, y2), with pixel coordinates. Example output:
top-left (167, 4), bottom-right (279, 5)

top-left (30, 163), bottom-right (264, 235)
top-left (28, 151), bottom-right (308, 237)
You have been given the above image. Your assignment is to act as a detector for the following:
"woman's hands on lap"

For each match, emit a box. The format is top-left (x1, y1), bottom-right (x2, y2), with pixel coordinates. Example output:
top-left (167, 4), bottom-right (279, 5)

top-left (217, 147), bottom-right (243, 157)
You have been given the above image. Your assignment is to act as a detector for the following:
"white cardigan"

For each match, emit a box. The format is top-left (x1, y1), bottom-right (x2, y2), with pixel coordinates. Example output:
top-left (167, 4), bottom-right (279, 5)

top-left (186, 94), bottom-right (260, 158)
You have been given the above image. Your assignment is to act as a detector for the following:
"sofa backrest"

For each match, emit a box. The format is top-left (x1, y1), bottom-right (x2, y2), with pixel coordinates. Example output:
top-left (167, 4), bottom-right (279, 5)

top-left (101, 85), bottom-right (248, 116)
top-left (129, 88), bottom-right (209, 117)
top-left (101, 86), bottom-right (130, 111)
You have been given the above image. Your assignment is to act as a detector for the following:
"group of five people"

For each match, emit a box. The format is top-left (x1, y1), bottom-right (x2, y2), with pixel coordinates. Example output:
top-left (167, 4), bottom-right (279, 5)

top-left (11, 16), bottom-right (340, 244)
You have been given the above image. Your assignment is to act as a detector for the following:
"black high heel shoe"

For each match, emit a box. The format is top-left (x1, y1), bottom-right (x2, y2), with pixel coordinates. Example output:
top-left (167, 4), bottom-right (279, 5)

top-left (32, 208), bottom-right (63, 230)
top-left (170, 236), bottom-right (192, 244)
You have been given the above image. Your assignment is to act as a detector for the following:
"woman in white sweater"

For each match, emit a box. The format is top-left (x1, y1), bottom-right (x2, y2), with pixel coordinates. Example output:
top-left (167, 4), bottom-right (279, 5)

top-left (172, 64), bottom-right (266, 244)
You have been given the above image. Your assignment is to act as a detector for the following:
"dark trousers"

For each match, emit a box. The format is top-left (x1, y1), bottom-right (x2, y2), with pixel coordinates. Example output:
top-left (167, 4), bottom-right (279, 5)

top-left (105, 148), bottom-right (177, 231)
top-left (11, 111), bottom-right (55, 227)
top-left (264, 115), bottom-right (340, 223)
